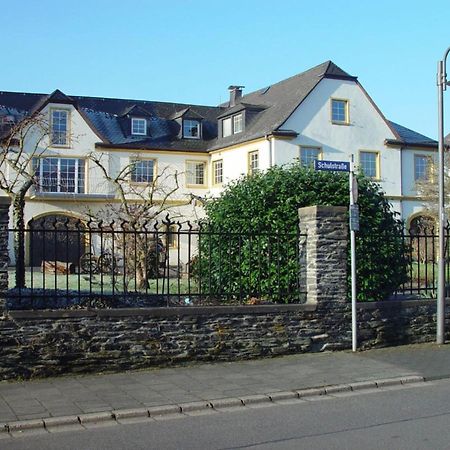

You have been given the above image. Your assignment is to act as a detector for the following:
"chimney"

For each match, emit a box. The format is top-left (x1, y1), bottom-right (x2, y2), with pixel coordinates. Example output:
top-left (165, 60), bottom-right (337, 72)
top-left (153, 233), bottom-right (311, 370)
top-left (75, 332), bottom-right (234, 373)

top-left (228, 85), bottom-right (245, 107)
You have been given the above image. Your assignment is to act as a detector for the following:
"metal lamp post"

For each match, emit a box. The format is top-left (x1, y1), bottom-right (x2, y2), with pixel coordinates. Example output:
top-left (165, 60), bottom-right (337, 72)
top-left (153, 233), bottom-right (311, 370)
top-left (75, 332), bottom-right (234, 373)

top-left (436, 47), bottom-right (450, 345)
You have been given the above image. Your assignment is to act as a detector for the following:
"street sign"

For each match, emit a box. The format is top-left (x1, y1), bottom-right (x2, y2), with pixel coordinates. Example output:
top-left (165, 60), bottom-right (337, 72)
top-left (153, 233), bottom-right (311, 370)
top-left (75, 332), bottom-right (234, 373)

top-left (314, 160), bottom-right (350, 172)
top-left (349, 204), bottom-right (360, 231)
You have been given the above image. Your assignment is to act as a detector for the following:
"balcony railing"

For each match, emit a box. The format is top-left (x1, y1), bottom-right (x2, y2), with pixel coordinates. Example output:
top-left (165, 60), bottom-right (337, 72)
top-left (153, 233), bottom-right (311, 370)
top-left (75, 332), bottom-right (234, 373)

top-left (32, 177), bottom-right (115, 197)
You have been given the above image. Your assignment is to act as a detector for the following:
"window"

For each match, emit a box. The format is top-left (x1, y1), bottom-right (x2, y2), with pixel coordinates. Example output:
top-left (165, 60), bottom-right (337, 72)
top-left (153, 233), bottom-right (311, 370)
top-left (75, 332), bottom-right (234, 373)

top-left (131, 159), bottom-right (155, 183)
top-left (51, 109), bottom-right (69, 146)
top-left (331, 99), bottom-right (349, 124)
top-left (248, 151), bottom-right (259, 175)
top-left (183, 119), bottom-right (201, 139)
top-left (233, 114), bottom-right (243, 134)
top-left (222, 117), bottom-right (232, 137)
top-left (414, 155), bottom-right (432, 181)
top-left (186, 161), bottom-right (206, 186)
top-left (223, 114), bottom-right (243, 137)
top-left (34, 158), bottom-right (85, 193)
top-left (131, 118), bottom-right (147, 136)
top-left (300, 147), bottom-right (321, 167)
top-left (213, 160), bottom-right (223, 185)
top-left (359, 151), bottom-right (379, 179)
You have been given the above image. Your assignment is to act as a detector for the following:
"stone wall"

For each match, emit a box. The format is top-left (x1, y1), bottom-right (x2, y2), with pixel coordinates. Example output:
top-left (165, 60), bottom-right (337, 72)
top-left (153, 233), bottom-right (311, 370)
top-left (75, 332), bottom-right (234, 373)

top-left (0, 204), bottom-right (446, 380)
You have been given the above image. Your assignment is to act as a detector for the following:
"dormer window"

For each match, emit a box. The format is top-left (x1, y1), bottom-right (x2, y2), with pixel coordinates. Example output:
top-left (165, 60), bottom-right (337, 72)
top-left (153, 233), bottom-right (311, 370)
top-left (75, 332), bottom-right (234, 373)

top-left (131, 118), bottom-right (147, 135)
top-left (222, 113), bottom-right (243, 137)
top-left (183, 119), bottom-right (201, 139)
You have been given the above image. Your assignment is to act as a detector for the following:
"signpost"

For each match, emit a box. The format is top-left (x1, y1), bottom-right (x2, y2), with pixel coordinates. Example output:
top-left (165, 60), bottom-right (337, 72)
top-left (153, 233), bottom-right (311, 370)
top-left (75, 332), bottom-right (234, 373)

top-left (315, 157), bottom-right (358, 352)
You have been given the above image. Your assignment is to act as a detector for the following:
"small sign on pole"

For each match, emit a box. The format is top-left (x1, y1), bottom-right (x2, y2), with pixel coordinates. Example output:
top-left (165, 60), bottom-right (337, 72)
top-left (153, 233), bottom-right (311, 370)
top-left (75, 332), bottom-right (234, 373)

top-left (314, 160), bottom-right (350, 172)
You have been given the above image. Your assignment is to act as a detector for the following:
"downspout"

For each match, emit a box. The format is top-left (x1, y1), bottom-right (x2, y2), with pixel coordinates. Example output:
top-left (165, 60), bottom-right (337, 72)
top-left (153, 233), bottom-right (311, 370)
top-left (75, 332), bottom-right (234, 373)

top-left (399, 146), bottom-right (404, 223)
top-left (266, 134), bottom-right (274, 167)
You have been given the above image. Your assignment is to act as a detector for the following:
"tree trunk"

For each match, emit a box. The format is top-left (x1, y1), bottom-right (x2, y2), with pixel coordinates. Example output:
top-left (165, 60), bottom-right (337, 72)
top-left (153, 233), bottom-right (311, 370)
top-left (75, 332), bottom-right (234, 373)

top-left (13, 180), bottom-right (33, 288)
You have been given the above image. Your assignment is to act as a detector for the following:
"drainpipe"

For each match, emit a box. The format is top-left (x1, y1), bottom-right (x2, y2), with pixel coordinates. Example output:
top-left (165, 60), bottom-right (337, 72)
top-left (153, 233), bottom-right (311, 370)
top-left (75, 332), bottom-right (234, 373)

top-left (399, 146), bottom-right (404, 223)
top-left (266, 134), bottom-right (273, 167)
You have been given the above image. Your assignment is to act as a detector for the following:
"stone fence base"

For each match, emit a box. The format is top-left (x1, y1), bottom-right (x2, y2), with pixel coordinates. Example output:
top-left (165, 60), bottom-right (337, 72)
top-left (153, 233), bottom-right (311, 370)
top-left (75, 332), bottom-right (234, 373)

top-left (0, 299), bottom-right (447, 380)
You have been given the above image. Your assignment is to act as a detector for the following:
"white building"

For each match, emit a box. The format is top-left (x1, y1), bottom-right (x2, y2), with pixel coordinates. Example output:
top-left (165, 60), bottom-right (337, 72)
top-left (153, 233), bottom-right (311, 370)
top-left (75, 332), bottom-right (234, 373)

top-left (0, 61), bottom-right (438, 266)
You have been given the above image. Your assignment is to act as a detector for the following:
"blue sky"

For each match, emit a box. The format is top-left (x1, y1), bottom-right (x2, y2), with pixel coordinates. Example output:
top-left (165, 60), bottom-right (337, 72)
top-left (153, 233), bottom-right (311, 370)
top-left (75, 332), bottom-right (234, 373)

top-left (2, 0), bottom-right (449, 139)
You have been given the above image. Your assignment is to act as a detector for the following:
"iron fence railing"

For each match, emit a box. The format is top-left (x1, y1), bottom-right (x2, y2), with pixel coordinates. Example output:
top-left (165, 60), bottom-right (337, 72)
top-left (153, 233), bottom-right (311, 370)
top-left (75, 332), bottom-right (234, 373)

top-left (7, 216), bottom-right (305, 309)
top-left (392, 226), bottom-right (447, 299)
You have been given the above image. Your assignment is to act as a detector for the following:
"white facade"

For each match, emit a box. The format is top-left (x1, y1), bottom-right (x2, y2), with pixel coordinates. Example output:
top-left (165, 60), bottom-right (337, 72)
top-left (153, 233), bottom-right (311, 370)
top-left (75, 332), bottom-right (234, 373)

top-left (2, 74), bottom-right (436, 240)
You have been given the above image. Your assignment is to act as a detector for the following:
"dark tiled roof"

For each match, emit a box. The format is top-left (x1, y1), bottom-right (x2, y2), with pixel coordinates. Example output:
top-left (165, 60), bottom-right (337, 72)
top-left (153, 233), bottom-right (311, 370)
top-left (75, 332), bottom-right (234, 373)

top-left (208, 61), bottom-right (356, 150)
top-left (387, 122), bottom-right (437, 148)
top-left (0, 61), bottom-right (433, 153)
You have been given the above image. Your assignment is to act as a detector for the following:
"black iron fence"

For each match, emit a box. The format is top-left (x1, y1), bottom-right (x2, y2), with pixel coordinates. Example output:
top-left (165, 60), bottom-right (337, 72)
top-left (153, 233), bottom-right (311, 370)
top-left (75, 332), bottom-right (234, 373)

top-left (392, 226), bottom-right (445, 298)
top-left (7, 216), bottom-right (305, 309)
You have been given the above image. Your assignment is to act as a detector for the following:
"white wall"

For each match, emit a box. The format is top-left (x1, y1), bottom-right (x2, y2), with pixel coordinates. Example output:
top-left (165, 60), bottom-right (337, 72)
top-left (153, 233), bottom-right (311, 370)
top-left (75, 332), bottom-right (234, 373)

top-left (277, 78), bottom-right (401, 195)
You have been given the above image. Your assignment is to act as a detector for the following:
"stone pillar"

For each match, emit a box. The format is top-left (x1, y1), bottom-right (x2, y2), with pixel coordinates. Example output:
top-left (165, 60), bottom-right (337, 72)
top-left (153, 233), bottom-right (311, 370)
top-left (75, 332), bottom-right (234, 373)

top-left (298, 206), bottom-right (348, 307)
top-left (0, 197), bottom-right (11, 308)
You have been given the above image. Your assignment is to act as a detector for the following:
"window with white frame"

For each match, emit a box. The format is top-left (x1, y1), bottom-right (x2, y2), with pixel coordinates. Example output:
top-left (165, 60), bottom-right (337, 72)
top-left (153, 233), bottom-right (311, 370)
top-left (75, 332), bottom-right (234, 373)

top-left (33, 158), bottom-right (85, 193)
top-left (131, 159), bottom-right (155, 183)
top-left (248, 151), bottom-right (259, 175)
top-left (331, 99), bottom-right (349, 124)
top-left (233, 113), bottom-right (243, 134)
top-left (359, 151), bottom-right (379, 179)
top-left (414, 155), bottom-right (432, 181)
top-left (300, 147), bottom-right (321, 167)
top-left (213, 160), bottom-right (223, 185)
top-left (186, 161), bottom-right (206, 185)
top-left (222, 117), bottom-right (232, 137)
top-left (51, 109), bottom-right (69, 146)
top-left (131, 118), bottom-right (147, 136)
top-left (183, 119), bottom-right (201, 139)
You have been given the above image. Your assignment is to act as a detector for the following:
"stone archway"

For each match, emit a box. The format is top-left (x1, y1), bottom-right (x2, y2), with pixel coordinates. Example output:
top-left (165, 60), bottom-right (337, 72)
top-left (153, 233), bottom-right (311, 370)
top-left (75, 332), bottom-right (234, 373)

top-left (28, 214), bottom-right (86, 267)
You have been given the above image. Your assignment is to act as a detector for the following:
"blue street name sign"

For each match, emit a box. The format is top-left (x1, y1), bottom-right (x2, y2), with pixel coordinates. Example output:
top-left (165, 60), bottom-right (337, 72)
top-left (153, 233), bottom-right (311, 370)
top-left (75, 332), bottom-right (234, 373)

top-left (314, 160), bottom-right (350, 172)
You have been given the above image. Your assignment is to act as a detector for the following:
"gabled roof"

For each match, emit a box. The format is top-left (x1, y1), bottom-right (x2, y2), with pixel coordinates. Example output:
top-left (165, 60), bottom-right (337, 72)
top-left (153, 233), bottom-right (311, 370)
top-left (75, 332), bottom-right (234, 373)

top-left (386, 122), bottom-right (437, 149)
top-left (120, 104), bottom-right (153, 117)
top-left (29, 89), bottom-right (77, 114)
top-left (169, 107), bottom-right (205, 120)
top-left (208, 61), bottom-right (357, 150)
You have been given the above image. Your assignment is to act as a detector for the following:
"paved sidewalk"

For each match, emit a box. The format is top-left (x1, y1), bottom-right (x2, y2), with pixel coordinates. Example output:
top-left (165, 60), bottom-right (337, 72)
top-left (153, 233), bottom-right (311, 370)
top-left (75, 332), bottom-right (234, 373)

top-left (1, 343), bottom-right (450, 424)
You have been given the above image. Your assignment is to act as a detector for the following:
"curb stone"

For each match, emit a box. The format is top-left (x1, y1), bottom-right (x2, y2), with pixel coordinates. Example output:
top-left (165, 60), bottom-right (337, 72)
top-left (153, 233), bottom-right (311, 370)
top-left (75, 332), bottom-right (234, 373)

top-left (239, 394), bottom-right (271, 406)
top-left (178, 401), bottom-right (213, 413)
top-left (43, 416), bottom-right (79, 427)
top-left (1, 376), bottom-right (428, 435)
top-left (78, 412), bottom-right (113, 424)
top-left (112, 408), bottom-right (150, 420)
top-left (375, 378), bottom-right (404, 387)
top-left (296, 387), bottom-right (326, 397)
top-left (400, 375), bottom-right (425, 384)
top-left (210, 398), bottom-right (244, 410)
top-left (325, 384), bottom-right (352, 394)
top-left (8, 419), bottom-right (45, 432)
top-left (267, 391), bottom-right (299, 402)
top-left (349, 381), bottom-right (377, 391)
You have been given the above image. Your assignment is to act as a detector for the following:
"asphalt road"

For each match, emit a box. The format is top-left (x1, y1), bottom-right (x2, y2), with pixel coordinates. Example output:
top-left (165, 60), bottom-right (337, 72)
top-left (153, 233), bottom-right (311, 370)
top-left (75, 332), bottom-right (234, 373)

top-left (4, 379), bottom-right (450, 450)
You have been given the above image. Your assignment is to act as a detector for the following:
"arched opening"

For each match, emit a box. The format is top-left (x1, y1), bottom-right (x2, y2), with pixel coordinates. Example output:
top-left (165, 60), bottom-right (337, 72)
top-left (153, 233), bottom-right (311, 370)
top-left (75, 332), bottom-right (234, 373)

top-left (408, 214), bottom-right (436, 265)
top-left (28, 214), bottom-right (86, 267)
top-left (408, 215), bottom-right (436, 235)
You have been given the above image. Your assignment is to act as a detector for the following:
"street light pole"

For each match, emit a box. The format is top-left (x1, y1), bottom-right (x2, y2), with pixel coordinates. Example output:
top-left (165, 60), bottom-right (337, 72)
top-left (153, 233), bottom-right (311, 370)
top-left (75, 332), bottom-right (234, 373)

top-left (437, 47), bottom-right (450, 345)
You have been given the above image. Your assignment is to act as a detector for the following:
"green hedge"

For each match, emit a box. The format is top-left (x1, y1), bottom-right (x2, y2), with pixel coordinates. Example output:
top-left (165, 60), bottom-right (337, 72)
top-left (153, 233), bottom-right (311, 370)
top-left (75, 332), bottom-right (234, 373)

top-left (196, 164), bottom-right (407, 302)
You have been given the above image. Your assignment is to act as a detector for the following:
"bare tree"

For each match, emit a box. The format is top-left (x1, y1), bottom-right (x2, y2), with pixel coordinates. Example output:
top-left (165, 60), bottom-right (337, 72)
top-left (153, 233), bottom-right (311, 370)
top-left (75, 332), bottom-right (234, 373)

top-left (0, 113), bottom-right (51, 287)
top-left (415, 154), bottom-right (450, 218)
top-left (88, 152), bottom-right (191, 289)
